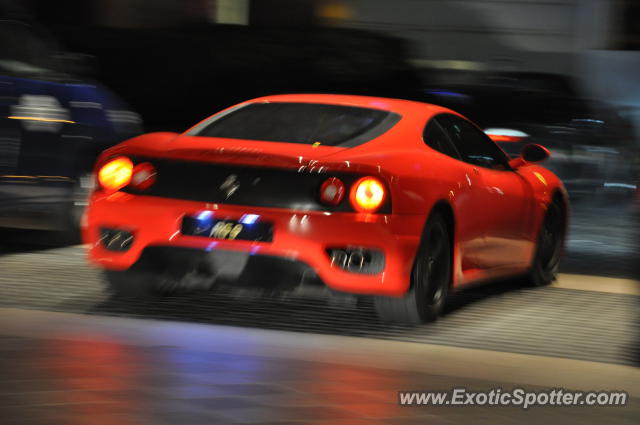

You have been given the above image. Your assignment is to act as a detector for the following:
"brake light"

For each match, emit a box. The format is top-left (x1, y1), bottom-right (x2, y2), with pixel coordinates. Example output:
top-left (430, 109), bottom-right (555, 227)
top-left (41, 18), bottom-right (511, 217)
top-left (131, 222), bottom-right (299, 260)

top-left (98, 156), bottom-right (133, 192)
top-left (319, 177), bottom-right (345, 206)
top-left (130, 162), bottom-right (157, 191)
top-left (350, 177), bottom-right (386, 213)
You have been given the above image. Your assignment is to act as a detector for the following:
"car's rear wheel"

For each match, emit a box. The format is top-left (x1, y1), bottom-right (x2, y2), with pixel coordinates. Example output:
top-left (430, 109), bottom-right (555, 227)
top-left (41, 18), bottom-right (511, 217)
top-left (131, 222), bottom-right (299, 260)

top-left (528, 197), bottom-right (565, 286)
top-left (374, 214), bottom-right (451, 324)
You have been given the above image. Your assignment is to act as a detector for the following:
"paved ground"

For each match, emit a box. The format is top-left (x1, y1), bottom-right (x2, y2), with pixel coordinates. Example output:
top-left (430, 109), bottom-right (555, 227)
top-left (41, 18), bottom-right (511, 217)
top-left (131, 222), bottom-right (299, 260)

top-left (0, 201), bottom-right (637, 424)
top-left (1, 309), bottom-right (639, 425)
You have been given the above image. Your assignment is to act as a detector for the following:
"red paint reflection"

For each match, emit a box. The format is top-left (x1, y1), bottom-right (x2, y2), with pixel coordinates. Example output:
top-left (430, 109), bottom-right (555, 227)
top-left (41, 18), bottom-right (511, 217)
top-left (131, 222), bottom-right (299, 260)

top-left (297, 363), bottom-right (416, 419)
top-left (41, 335), bottom-right (142, 425)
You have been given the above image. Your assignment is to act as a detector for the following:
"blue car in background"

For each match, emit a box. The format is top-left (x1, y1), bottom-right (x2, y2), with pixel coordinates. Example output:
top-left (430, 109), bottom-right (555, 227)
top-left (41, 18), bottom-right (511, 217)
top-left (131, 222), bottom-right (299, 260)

top-left (0, 19), bottom-right (142, 234)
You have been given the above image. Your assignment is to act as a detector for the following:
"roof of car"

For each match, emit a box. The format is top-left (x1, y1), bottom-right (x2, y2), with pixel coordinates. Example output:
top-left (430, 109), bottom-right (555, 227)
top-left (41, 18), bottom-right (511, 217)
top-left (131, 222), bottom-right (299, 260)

top-left (249, 93), bottom-right (447, 115)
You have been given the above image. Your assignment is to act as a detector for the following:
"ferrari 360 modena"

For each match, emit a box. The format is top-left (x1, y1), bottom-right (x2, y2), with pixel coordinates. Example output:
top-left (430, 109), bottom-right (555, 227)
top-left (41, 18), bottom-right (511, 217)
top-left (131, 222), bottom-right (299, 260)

top-left (83, 94), bottom-right (568, 324)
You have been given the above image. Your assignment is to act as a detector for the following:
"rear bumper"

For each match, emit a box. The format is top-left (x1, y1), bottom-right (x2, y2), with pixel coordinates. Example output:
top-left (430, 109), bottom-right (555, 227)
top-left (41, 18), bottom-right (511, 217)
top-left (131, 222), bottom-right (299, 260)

top-left (126, 245), bottom-right (326, 293)
top-left (83, 193), bottom-right (425, 296)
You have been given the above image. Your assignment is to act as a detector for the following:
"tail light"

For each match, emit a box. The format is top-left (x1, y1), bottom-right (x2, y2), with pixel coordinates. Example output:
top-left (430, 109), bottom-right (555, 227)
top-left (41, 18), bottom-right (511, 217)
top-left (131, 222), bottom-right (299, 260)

top-left (97, 156), bottom-right (133, 192)
top-left (130, 162), bottom-right (157, 191)
top-left (350, 177), bottom-right (386, 213)
top-left (319, 177), bottom-right (345, 206)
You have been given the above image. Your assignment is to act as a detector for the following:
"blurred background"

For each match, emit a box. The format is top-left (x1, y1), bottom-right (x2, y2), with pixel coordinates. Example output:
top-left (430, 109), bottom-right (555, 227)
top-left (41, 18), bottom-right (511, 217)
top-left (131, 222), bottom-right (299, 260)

top-left (0, 1), bottom-right (639, 423)
top-left (1, 0), bottom-right (639, 230)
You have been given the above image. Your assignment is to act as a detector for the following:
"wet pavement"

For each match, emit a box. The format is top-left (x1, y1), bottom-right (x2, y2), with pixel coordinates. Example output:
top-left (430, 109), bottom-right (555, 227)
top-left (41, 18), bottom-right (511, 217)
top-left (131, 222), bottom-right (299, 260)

top-left (1, 309), bottom-right (639, 425)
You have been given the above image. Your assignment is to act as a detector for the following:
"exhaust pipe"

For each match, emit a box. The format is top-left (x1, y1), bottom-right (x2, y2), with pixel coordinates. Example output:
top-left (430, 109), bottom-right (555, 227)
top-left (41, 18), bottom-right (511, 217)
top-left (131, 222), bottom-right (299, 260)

top-left (100, 228), bottom-right (134, 252)
top-left (329, 248), bottom-right (384, 274)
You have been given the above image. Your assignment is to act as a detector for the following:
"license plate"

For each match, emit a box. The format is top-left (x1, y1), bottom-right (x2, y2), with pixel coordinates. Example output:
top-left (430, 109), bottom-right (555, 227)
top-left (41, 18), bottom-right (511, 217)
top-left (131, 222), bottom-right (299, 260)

top-left (181, 215), bottom-right (273, 242)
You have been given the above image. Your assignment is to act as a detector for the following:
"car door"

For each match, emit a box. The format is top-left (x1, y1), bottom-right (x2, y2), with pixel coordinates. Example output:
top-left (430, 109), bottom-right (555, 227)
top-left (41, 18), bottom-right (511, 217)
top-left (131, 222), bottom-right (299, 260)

top-left (423, 117), bottom-right (486, 274)
top-left (437, 114), bottom-right (532, 269)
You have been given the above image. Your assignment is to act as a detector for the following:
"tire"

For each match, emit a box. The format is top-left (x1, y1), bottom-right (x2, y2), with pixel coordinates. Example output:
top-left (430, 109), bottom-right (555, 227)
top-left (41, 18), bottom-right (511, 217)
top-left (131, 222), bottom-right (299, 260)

top-left (374, 214), bottom-right (452, 324)
top-left (528, 198), bottom-right (565, 286)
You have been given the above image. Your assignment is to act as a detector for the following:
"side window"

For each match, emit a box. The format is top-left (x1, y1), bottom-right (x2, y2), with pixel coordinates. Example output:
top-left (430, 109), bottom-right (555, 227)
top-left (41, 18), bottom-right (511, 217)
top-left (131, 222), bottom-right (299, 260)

top-left (436, 114), bottom-right (510, 170)
top-left (423, 118), bottom-right (461, 159)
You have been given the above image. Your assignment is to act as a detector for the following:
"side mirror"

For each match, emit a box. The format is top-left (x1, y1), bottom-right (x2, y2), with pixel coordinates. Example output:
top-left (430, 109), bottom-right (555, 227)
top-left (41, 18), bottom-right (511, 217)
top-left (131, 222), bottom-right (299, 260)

top-left (509, 144), bottom-right (550, 169)
top-left (522, 144), bottom-right (550, 162)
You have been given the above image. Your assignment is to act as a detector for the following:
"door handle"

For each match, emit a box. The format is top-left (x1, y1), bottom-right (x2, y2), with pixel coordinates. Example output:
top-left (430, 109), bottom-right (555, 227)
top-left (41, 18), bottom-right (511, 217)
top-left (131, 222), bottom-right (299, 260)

top-left (473, 168), bottom-right (480, 175)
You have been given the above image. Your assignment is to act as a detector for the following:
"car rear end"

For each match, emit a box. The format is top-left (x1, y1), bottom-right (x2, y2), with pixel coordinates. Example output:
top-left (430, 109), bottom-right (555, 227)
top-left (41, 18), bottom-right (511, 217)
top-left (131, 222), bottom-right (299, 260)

top-left (84, 98), bottom-right (424, 297)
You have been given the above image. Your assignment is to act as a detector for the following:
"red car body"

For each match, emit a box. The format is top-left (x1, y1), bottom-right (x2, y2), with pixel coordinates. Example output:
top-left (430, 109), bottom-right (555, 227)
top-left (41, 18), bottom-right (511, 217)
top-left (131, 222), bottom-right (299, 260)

top-left (84, 94), bottom-right (567, 300)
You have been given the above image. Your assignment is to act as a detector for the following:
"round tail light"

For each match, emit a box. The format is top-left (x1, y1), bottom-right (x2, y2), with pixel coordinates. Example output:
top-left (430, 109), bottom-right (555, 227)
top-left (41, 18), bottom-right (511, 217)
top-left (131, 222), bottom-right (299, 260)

top-left (131, 162), bottom-right (157, 191)
top-left (350, 177), bottom-right (386, 213)
top-left (319, 177), bottom-right (345, 206)
top-left (98, 156), bottom-right (133, 192)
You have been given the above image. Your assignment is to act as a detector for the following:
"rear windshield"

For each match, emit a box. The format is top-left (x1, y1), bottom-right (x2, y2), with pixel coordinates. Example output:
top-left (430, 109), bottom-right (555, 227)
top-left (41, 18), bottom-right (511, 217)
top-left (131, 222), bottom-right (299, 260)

top-left (192, 102), bottom-right (400, 147)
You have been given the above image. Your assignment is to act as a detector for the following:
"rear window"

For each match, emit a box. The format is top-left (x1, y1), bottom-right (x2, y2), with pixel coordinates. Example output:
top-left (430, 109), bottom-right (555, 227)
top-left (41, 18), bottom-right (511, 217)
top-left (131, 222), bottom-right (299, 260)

top-left (192, 102), bottom-right (400, 147)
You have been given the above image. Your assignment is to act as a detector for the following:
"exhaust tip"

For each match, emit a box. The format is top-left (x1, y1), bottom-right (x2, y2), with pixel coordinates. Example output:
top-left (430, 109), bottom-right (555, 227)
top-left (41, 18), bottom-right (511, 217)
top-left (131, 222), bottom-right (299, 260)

top-left (328, 247), bottom-right (384, 274)
top-left (100, 228), bottom-right (134, 252)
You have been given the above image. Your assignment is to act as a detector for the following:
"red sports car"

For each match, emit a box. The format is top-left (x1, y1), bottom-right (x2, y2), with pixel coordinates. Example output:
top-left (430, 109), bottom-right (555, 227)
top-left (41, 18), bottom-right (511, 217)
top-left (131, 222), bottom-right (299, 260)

top-left (84, 94), bottom-right (568, 324)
